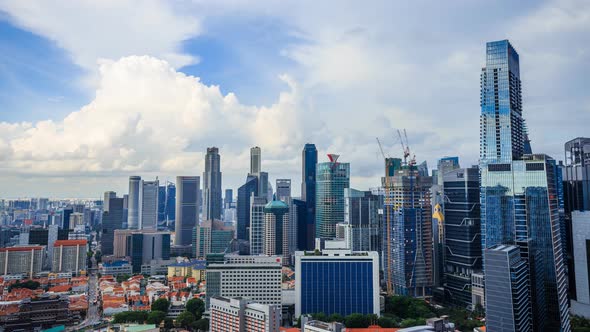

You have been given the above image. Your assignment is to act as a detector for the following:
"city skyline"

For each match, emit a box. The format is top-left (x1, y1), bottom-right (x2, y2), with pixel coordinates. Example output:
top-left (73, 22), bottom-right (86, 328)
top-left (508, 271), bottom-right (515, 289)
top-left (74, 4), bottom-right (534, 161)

top-left (0, 1), bottom-right (588, 198)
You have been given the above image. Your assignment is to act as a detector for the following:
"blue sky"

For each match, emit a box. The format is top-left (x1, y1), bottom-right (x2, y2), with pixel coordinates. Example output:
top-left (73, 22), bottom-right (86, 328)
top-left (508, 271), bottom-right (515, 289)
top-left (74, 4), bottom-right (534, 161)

top-left (0, 0), bottom-right (588, 197)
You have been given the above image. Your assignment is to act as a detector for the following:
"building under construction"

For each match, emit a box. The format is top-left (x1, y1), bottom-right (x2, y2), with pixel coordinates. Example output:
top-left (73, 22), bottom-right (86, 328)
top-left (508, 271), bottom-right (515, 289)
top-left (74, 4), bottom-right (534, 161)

top-left (382, 157), bottom-right (434, 297)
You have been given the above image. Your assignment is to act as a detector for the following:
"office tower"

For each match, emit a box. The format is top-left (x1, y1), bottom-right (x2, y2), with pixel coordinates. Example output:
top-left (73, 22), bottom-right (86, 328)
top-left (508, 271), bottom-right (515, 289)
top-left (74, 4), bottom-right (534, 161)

top-left (292, 199), bottom-right (307, 250)
top-left (237, 175), bottom-right (258, 241)
top-left (224, 189), bottom-right (233, 208)
top-left (251, 146), bottom-right (262, 175)
top-left (113, 229), bottom-right (171, 273)
top-left (250, 196), bottom-right (268, 255)
top-left (69, 212), bottom-right (84, 228)
top-left (205, 255), bottom-right (282, 308)
top-left (572, 211), bottom-right (590, 317)
top-left (158, 185), bottom-right (166, 222)
top-left (484, 245), bottom-right (532, 332)
top-left (442, 167), bottom-right (481, 307)
top-left (436, 157), bottom-right (460, 186)
top-left (165, 182), bottom-right (176, 222)
top-left (259, 171), bottom-right (270, 201)
top-left (139, 179), bottom-right (159, 230)
top-left (203, 147), bottom-right (223, 220)
top-left (0, 246), bottom-right (44, 277)
top-left (61, 207), bottom-right (73, 230)
top-left (294, 249), bottom-right (379, 317)
top-left (37, 198), bottom-right (49, 211)
top-left (52, 239), bottom-right (87, 275)
top-left (301, 143), bottom-right (318, 250)
top-left (209, 297), bottom-right (281, 332)
top-left (263, 200), bottom-right (289, 263)
top-left (276, 179), bottom-right (291, 202)
top-left (562, 137), bottom-right (590, 299)
top-left (382, 158), bottom-right (433, 297)
top-left (194, 219), bottom-right (234, 258)
top-left (479, 40), bottom-right (570, 331)
top-left (343, 188), bottom-right (382, 252)
top-left (128, 175), bottom-right (141, 229)
top-left (101, 196), bottom-right (124, 255)
top-left (103, 191), bottom-right (116, 212)
top-left (175, 176), bottom-right (200, 246)
top-left (315, 154), bottom-right (350, 239)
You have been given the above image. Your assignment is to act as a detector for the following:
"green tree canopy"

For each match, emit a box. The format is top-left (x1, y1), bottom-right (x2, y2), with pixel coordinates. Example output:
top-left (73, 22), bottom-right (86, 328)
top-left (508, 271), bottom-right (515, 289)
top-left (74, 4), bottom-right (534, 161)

top-left (151, 298), bottom-right (170, 313)
top-left (345, 313), bottom-right (370, 328)
top-left (146, 310), bottom-right (166, 324)
top-left (176, 311), bottom-right (196, 328)
top-left (186, 298), bottom-right (205, 320)
top-left (193, 318), bottom-right (209, 331)
top-left (113, 311), bottom-right (149, 324)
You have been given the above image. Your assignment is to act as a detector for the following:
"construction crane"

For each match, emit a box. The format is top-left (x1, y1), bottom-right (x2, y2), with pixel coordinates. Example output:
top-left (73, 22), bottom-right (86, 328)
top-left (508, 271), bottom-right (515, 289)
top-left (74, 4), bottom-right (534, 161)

top-left (397, 129), bottom-right (416, 167)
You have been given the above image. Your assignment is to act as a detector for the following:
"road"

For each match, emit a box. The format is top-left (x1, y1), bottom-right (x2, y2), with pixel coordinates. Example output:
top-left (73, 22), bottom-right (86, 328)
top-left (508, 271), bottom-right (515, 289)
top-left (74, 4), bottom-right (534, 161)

top-left (70, 237), bottom-right (101, 331)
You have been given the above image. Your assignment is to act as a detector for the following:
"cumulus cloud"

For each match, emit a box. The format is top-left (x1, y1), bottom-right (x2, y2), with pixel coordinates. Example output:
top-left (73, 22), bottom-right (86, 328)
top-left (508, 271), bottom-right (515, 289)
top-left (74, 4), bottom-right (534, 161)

top-left (0, 56), bottom-right (323, 182)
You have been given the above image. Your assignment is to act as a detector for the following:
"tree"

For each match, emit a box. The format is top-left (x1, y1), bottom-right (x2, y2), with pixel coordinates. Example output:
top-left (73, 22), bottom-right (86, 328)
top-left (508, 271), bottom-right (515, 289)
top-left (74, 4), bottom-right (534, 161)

top-left (176, 311), bottom-right (196, 328)
top-left (327, 313), bottom-right (344, 323)
top-left (8, 280), bottom-right (40, 292)
top-left (186, 298), bottom-right (205, 320)
top-left (113, 311), bottom-right (149, 324)
top-left (116, 274), bottom-right (131, 283)
top-left (193, 318), bottom-right (209, 331)
top-left (147, 310), bottom-right (166, 324)
top-left (345, 313), bottom-right (369, 328)
top-left (151, 298), bottom-right (170, 313)
top-left (400, 318), bottom-right (426, 328)
top-left (378, 316), bottom-right (397, 328)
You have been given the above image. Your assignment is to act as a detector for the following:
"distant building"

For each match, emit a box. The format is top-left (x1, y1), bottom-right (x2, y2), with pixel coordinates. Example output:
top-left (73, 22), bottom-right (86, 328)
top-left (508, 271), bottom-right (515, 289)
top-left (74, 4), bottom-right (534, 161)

top-left (210, 297), bottom-right (281, 332)
top-left (101, 196), bottom-right (124, 256)
top-left (165, 182), bottom-right (176, 222)
top-left (99, 260), bottom-right (132, 276)
top-left (113, 230), bottom-right (171, 273)
top-left (237, 175), bottom-right (258, 241)
top-left (250, 196), bottom-right (268, 255)
top-left (224, 189), bottom-right (233, 208)
top-left (127, 176), bottom-right (141, 229)
top-left (263, 200), bottom-right (289, 264)
top-left (484, 245), bottom-right (532, 332)
top-left (0, 246), bottom-right (44, 277)
top-left (302, 320), bottom-right (344, 332)
top-left (572, 211), bottom-right (590, 318)
top-left (301, 143), bottom-right (318, 250)
top-left (139, 179), bottom-right (159, 230)
top-left (175, 176), bottom-right (200, 246)
top-left (343, 188), bottom-right (382, 252)
top-left (205, 255), bottom-right (282, 309)
top-left (295, 249), bottom-right (379, 317)
top-left (203, 147), bottom-right (223, 221)
top-left (276, 179), bottom-right (292, 202)
top-left (193, 219), bottom-right (234, 259)
top-left (316, 154), bottom-right (350, 239)
top-left (52, 239), bottom-right (87, 276)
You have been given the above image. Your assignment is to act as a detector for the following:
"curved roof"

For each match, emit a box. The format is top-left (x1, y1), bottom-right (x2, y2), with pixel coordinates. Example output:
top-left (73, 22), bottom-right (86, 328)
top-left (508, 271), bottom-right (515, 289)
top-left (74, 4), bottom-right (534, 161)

top-left (264, 200), bottom-right (289, 211)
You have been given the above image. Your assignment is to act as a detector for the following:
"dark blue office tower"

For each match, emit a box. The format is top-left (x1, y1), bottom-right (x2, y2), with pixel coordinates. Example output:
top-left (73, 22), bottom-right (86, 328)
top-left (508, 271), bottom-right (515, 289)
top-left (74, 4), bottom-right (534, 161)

top-left (237, 175), bottom-right (258, 241)
top-left (158, 186), bottom-right (166, 222)
top-left (301, 143), bottom-right (317, 250)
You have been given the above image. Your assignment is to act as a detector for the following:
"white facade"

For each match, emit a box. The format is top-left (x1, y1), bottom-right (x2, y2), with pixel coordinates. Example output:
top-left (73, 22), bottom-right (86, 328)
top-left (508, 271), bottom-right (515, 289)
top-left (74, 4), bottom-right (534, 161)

top-left (139, 179), bottom-right (159, 230)
top-left (572, 211), bottom-right (590, 318)
top-left (127, 176), bottom-right (141, 229)
top-left (210, 297), bottom-right (280, 332)
top-left (249, 196), bottom-right (267, 255)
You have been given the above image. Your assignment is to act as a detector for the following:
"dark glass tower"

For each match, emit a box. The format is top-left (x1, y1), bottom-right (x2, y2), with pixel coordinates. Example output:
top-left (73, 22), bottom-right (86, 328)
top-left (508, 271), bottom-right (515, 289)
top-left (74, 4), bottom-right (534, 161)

top-left (101, 197), bottom-right (124, 255)
top-left (301, 144), bottom-right (317, 249)
top-left (315, 154), bottom-right (350, 239)
top-left (203, 147), bottom-right (222, 220)
top-left (165, 182), bottom-right (176, 222)
top-left (157, 186), bottom-right (166, 222)
top-left (237, 175), bottom-right (258, 241)
top-left (480, 40), bottom-right (570, 331)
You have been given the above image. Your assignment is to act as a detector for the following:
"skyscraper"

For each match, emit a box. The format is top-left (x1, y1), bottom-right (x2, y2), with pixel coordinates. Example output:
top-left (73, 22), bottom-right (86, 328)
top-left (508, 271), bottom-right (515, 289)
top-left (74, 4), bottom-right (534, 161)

top-left (139, 179), bottom-right (159, 230)
top-left (301, 144), bottom-right (318, 250)
top-left (175, 176), bottom-right (200, 246)
top-left (157, 185), bottom-right (166, 222)
top-left (276, 179), bottom-right (292, 202)
top-left (442, 167), bottom-right (481, 308)
top-left (572, 211), bottom-right (590, 317)
top-left (249, 196), bottom-right (268, 255)
top-left (103, 191), bottom-right (116, 212)
top-left (224, 189), bottom-right (233, 208)
top-left (343, 188), bottom-right (382, 252)
top-left (101, 196), bottom-right (124, 256)
top-left (165, 182), bottom-right (176, 222)
top-left (383, 159), bottom-right (433, 297)
top-left (193, 219), bottom-right (234, 258)
top-left (203, 147), bottom-right (222, 221)
top-left (263, 199), bottom-right (289, 263)
top-left (250, 146), bottom-right (261, 175)
top-left (484, 245), bottom-right (532, 332)
top-left (237, 175), bottom-right (258, 241)
top-left (127, 176), bottom-right (141, 229)
top-left (479, 40), bottom-right (570, 331)
top-left (315, 154), bottom-right (350, 239)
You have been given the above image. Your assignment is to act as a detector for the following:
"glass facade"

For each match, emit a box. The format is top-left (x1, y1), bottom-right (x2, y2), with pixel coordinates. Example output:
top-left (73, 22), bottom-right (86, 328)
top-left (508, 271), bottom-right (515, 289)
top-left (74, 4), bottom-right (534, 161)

top-left (237, 175), bottom-right (258, 241)
top-left (344, 188), bottom-right (382, 252)
top-left (166, 183), bottom-right (176, 222)
top-left (158, 186), bottom-right (166, 222)
top-left (302, 144), bottom-right (318, 250)
top-left (299, 259), bottom-right (374, 316)
top-left (315, 161), bottom-right (350, 239)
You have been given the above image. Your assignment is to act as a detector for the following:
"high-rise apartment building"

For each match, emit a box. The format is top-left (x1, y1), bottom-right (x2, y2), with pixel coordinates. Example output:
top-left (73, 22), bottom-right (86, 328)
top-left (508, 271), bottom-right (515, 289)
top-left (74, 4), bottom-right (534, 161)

top-left (0, 246), bottom-right (44, 277)
top-left (383, 158), bottom-right (433, 297)
top-left (276, 179), bottom-right (291, 202)
top-left (139, 179), bottom-right (159, 230)
top-left (52, 239), bottom-right (87, 275)
top-left (205, 255), bottom-right (282, 309)
top-left (127, 176), bottom-right (141, 229)
top-left (484, 245), bottom-right (532, 332)
top-left (209, 297), bottom-right (281, 332)
top-left (101, 196), bottom-right (124, 256)
top-left (237, 175), bottom-right (258, 241)
top-left (295, 249), bottom-right (379, 317)
top-left (301, 144), bottom-right (318, 250)
top-left (479, 40), bottom-right (570, 331)
top-left (343, 188), bottom-right (382, 252)
top-left (442, 167), bottom-right (481, 308)
top-left (203, 147), bottom-right (222, 220)
top-left (175, 176), bottom-right (200, 246)
top-left (250, 196), bottom-right (268, 255)
top-left (263, 200), bottom-right (289, 263)
top-left (316, 154), bottom-right (350, 239)
top-left (194, 219), bottom-right (234, 259)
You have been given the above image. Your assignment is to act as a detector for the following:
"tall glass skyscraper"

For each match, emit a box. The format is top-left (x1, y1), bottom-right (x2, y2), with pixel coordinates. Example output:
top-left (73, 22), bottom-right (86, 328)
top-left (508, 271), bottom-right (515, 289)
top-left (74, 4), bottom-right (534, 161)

top-left (175, 176), bottom-right (200, 246)
top-left (315, 154), bottom-right (350, 239)
top-left (203, 147), bottom-right (223, 221)
top-left (237, 175), bottom-right (258, 241)
top-left (480, 40), bottom-right (570, 332)
top-left (301, 144), bottom-right (317, 250)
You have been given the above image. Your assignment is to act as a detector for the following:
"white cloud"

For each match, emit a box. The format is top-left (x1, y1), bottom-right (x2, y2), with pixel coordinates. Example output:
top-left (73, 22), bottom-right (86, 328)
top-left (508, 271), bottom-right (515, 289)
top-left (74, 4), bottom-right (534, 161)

top-left (0, 0), bottom-right (200, 71)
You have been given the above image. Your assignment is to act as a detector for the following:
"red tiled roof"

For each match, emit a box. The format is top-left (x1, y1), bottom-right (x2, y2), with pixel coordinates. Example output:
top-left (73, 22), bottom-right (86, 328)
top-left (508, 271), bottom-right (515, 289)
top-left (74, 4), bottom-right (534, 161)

top-left (54, 239), bottom-right (87, 246)
top-left (0, 246), bottom-right (43, 252)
